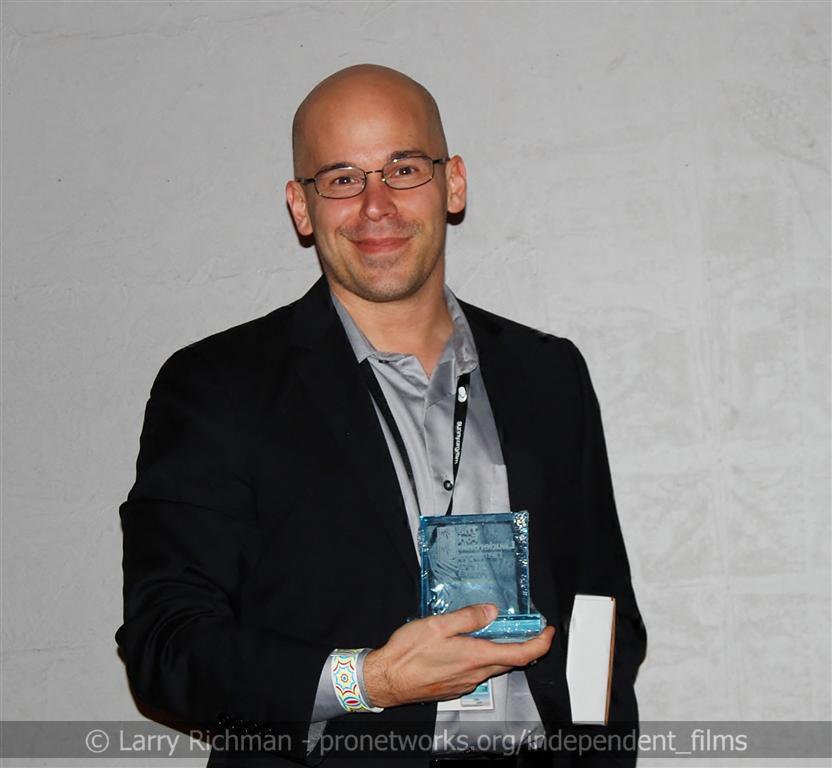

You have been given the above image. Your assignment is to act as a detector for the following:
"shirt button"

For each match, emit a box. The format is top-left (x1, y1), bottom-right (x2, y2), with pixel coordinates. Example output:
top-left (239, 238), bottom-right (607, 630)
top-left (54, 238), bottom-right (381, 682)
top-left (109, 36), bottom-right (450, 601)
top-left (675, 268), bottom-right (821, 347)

top-left (443, 480), bottom-right (454, 491)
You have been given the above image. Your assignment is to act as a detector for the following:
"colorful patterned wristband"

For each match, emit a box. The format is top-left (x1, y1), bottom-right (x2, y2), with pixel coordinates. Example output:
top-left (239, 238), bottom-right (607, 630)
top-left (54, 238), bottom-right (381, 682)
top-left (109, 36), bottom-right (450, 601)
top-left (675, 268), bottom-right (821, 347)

top-left (331, 649), bottom-right (383, 713)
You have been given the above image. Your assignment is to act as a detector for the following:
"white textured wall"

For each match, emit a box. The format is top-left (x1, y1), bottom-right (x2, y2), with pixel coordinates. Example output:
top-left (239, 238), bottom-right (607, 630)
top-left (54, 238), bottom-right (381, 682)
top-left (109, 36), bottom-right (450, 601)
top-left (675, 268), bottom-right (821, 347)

top-left (2, 0), bottom-right (829, 737)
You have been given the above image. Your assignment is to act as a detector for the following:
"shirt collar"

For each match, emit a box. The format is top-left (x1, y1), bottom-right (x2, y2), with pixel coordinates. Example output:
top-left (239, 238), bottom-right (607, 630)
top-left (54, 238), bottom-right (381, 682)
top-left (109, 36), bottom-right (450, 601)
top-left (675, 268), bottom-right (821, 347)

top-left (331, 286), bottom-right (479, 375)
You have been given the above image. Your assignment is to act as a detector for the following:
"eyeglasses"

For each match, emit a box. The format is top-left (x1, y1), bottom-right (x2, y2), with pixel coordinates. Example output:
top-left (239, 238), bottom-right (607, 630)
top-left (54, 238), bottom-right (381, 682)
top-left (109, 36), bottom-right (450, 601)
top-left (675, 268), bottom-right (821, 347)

top-left (296, 155), bottom-right (449, 199)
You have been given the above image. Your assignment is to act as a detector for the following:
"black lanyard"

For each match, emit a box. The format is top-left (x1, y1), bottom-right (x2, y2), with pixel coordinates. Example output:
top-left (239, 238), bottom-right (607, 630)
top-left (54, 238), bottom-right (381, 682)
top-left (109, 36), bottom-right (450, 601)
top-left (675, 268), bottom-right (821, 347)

top-left (359, 359), bottom-right (471, 517)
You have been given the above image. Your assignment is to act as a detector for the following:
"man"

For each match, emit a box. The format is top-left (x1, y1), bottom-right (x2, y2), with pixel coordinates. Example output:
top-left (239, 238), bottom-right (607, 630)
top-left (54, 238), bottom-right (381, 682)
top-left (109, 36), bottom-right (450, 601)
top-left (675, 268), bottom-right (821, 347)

top-left (117, 65), bottom-right (646, 767)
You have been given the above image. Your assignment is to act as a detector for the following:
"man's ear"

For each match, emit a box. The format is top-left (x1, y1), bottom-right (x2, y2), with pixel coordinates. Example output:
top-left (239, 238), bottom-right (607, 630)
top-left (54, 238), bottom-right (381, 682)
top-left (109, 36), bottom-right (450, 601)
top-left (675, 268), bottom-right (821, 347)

top-left (445, 155), bottom-right (467, 214)
top-left (285, 180), bottom-right (314, 236)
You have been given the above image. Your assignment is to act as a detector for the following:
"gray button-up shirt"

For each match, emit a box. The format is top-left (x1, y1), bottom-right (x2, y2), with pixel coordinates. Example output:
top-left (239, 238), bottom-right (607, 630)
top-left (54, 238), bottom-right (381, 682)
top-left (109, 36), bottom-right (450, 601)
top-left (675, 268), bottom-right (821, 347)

top-left (311, 289), bottom-right (545, 753)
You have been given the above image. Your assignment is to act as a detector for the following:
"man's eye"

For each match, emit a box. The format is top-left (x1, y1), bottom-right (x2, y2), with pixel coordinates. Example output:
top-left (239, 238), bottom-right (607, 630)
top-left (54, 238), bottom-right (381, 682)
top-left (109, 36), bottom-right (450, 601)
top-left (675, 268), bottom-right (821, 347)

top-left (390, 164), bottom-right (416, 177)
top-left (332, 174), bottom-right (361, 186)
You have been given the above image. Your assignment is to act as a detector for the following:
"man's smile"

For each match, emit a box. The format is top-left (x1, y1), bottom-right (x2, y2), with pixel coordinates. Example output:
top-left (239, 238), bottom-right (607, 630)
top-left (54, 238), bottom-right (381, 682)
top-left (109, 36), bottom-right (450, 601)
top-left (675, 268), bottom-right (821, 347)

top-left (350, 236), bottom-right (412, 255)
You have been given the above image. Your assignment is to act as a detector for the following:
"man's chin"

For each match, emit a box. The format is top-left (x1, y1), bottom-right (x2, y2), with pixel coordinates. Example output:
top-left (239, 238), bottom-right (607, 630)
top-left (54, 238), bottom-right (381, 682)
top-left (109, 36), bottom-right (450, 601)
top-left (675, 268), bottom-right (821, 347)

top-left (320, 248), bottom-right (444, 305)
top-left (344, 272), bottom-right (431, 304)
top-left (350, 283), bottom-right (421, 304)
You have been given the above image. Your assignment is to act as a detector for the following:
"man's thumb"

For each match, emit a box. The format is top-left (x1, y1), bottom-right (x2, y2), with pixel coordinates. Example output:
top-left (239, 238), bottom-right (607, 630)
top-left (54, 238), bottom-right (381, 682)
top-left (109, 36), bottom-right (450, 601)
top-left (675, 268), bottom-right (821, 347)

top-left (438, 603), bottom-right (498, 636)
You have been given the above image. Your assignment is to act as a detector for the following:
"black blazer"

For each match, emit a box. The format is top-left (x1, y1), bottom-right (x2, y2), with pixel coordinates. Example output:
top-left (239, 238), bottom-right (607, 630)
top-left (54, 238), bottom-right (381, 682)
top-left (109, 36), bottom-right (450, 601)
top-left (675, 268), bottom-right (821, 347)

top-left (117, 277), bottom-right (646, 766)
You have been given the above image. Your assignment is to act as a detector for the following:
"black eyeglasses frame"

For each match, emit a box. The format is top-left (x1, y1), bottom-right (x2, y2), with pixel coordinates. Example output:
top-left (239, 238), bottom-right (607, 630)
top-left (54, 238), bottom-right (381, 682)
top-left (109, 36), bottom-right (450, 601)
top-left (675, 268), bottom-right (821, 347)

top-left (295, 156), bottom-right (450, 199)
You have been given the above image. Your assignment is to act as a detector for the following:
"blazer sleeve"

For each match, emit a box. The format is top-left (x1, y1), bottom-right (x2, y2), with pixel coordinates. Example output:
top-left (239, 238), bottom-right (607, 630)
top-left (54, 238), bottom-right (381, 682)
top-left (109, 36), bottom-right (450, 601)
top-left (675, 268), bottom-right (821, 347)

top-left (116, 345), bottom-right (330, 762)
top-left (567, 341), bottom-right (647, 766)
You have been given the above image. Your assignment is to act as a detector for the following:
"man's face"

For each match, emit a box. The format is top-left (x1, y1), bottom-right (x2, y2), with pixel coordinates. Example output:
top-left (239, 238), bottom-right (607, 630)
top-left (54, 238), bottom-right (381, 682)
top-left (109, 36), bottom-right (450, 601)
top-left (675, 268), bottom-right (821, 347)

top-left (286, 77), bottom-right (466, 305)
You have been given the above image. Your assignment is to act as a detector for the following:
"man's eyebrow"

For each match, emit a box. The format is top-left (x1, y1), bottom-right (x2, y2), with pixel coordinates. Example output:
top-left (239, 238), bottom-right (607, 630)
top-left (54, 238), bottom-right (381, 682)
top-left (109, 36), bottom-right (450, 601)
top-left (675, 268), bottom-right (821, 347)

top-left (313, 150), bottom-right (427, 175)
top-left (315, 161), bottom-right (354, 174)
top-left (389, 149), bottom-right (426, 160)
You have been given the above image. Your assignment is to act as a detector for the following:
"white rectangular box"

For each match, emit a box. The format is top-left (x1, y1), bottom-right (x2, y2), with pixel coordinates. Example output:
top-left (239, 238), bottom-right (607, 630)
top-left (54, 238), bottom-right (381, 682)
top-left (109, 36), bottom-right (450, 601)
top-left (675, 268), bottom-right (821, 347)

top-left (565, 594), bottom-right (616, 725)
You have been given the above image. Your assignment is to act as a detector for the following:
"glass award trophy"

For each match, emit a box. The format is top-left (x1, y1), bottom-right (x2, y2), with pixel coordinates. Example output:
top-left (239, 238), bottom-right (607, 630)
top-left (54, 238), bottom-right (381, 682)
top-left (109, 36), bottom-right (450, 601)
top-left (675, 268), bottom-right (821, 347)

top-left (418, 511), bottom-right (546, 642)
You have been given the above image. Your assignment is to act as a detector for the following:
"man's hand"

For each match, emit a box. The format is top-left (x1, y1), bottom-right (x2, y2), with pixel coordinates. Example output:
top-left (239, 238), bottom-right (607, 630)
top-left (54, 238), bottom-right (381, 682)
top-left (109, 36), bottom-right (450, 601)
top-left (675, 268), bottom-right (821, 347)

top-left (362, 604), bottom-right (555, 708)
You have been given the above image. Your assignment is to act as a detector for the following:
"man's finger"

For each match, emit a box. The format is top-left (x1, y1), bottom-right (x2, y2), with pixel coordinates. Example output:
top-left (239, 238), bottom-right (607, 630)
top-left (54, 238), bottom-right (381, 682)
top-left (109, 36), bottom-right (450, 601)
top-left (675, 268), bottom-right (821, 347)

top-left (459, 625), bottom-right (555, 671)
top-left (482, 626), bottom-right (556, 667)
top-left (431, 603), bottom-right (499, 637)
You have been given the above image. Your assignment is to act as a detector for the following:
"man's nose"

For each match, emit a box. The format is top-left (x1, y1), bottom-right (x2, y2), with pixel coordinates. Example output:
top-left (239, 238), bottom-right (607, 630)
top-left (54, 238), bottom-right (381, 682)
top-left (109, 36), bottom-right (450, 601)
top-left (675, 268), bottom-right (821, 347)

top-left (359, 172), bottom-right (397, 221)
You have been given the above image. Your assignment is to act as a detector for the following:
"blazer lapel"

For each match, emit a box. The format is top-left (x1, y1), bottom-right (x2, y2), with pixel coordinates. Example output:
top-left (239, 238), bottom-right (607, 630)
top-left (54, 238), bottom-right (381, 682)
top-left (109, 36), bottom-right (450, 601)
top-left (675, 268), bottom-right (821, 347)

top-left (463, 305), bottom-right (571, 723)
top-left (288, 279), bottom-right (420, 588)
top-left (463, 304), bottom-right (541, 513)
top-left (463, 302), bottom-right (562, 623)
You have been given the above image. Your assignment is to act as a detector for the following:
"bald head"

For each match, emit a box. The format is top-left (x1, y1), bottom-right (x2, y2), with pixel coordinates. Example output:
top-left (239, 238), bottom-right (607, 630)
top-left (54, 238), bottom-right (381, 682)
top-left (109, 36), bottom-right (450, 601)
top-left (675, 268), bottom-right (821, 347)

top-left (284, 63), bottom-right (468, 307)
top-left (291, 65), bottom-right (448, 175)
